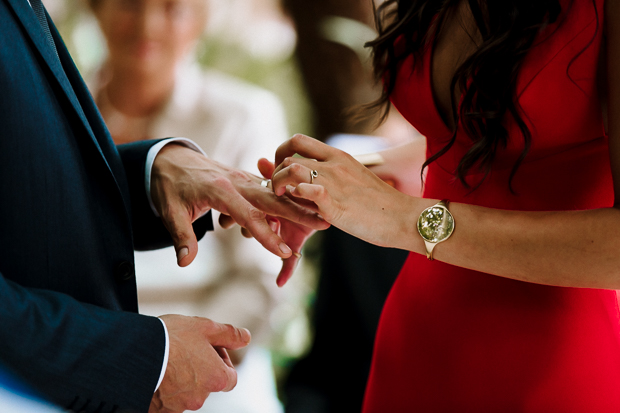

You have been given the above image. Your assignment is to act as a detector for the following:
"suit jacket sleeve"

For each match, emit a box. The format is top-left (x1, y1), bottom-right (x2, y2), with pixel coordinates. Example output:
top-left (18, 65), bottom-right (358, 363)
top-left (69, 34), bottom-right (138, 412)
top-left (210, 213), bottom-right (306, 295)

top-left (117, 139), bottom-right (213, 251)
top-left (0, 274), bottom-right (165, 413)
top-left (0, 1), bottom-right (209, 410)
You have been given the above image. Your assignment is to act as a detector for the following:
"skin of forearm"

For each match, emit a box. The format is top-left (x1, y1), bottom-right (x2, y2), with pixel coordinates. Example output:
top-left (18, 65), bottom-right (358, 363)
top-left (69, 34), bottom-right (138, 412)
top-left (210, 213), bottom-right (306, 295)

top-left (388, 193), bottom-right (620, 289)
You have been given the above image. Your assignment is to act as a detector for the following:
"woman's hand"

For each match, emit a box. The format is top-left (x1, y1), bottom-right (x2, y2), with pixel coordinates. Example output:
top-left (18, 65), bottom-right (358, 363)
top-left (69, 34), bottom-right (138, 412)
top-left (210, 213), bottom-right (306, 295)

top-left (218, 157), bottom-right (325, 287)
top-left (151, 143), bottom-right (328, 267)
top-left (271, 134), bottom-right (418, 249)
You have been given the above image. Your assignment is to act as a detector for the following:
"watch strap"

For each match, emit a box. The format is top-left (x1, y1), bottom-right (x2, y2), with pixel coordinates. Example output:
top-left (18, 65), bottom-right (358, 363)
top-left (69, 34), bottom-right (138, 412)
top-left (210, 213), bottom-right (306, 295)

top-left (424, 240), bottom-right (437, 261)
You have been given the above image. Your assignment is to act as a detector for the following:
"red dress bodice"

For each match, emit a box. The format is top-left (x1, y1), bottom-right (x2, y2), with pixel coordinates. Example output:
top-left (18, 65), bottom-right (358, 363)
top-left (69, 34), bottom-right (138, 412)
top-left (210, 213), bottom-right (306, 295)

top-left (363, 0), bottom-right (620, 411)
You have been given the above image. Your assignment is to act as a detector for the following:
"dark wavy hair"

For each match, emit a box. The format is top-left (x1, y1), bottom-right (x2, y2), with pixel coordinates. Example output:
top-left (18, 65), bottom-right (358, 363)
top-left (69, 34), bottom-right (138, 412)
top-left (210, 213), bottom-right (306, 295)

top-left (366, 0), bottom-right (591, 191)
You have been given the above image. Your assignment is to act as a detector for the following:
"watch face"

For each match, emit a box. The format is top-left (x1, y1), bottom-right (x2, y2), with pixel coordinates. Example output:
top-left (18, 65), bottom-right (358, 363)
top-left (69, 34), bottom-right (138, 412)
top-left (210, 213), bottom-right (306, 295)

top-left (417, 205), bottom-right (455, 243)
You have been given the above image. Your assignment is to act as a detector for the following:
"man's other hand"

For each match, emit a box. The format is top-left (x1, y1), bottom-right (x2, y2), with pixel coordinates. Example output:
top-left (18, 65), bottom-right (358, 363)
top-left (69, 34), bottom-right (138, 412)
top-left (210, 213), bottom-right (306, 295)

top-left (149, 315), bottom-right (251, 413)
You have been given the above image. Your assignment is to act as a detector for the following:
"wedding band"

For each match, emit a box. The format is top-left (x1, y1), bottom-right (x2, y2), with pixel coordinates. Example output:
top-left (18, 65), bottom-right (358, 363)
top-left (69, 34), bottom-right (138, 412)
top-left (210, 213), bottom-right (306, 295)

top-left (261, 179), bottom-right (271, 188)
top-left (310, 170), bottom-right (319, 184)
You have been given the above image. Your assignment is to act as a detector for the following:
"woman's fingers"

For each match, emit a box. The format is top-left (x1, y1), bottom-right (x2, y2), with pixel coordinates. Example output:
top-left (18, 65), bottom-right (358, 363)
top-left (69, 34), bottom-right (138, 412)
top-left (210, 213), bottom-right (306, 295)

top-left (274, 134), bottom-right (337, 166)
top-left (290, 183), bottom-right (334, 219)
top-left (272, 159), bottom-right (323, 196)
top-left (257, 158), bottom-right (276, 179)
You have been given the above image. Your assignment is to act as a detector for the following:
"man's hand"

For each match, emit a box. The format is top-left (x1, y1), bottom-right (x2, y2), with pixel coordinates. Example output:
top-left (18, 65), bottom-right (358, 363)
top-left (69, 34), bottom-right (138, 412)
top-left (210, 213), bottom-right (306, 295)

top-left (149, 315), bottom-right (251, 413)
top-left (257, 158), bottom-right (318, 286)
top-left (150, 143), bottom-right (329, 267)
top-left (218, 158), bottom-right (320, 286)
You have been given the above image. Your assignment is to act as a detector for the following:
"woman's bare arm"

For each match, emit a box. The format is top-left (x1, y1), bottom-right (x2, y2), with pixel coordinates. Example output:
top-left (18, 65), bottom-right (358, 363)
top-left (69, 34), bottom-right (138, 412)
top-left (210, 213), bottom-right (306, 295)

top-left (269, 1), bottom-right (620, 289)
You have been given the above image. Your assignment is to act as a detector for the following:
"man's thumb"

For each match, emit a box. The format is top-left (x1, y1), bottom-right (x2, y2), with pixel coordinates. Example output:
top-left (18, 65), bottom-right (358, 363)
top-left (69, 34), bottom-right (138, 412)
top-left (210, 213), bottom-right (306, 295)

top-left (163, 208), bottom-right (199, 267)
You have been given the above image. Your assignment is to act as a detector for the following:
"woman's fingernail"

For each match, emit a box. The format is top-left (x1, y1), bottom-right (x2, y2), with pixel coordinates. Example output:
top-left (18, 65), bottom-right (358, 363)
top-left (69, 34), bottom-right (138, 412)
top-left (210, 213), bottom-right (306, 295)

top-left (177, 247), bottom-right (189, 262)
top-left (279, 243), bottom-right (292, 255)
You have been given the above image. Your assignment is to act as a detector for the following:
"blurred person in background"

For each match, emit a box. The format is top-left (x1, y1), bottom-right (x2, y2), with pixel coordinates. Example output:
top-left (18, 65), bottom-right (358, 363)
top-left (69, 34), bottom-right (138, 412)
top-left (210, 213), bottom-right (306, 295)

top-left (86, 0), bottom-right (289, 411)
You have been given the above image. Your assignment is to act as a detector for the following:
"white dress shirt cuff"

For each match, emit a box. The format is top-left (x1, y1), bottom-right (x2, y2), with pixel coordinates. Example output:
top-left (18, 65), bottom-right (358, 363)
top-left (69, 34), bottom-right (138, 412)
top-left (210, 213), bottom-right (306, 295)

top-left (145, 138), bottom-right (207, 217)
top-left (155, 317), bottom-right (170, 392)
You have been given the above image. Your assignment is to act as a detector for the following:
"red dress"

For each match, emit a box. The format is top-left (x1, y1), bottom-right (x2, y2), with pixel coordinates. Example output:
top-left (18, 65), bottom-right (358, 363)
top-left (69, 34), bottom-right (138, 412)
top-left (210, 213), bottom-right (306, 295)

top-left (363, 0), bottom-right (620, 411)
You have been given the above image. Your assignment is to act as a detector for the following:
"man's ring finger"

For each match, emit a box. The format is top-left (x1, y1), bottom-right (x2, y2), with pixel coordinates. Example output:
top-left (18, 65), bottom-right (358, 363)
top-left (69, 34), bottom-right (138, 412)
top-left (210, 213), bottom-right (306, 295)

top-left (310, 170), bottom-right (319, 184)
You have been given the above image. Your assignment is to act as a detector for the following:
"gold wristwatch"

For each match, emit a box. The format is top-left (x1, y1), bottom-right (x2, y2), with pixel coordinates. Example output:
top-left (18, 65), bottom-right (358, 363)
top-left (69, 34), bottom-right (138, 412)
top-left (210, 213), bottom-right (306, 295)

top-left (417, 200), bottom-right (455, 260)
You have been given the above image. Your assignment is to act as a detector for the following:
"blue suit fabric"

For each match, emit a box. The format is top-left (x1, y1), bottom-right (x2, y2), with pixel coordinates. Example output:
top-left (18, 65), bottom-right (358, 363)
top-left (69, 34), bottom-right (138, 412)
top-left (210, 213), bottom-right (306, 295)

top-left (0, 0), bottom-right (212, 411)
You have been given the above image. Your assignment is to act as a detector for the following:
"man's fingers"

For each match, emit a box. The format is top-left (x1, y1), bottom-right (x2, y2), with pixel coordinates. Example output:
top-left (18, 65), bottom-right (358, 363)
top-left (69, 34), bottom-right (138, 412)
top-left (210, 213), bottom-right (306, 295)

top-left (216, 189), bottom-right (297, 258)
top-left (220, 365), bottom-right (237, 393)
top-left (240, 227), bottom-right (253, 238)
top-left (215, 347), bottom-right (234, 369)
top-left (218, 213), bottom-right (236, 229)
top-left (267, 217), bottom-right (281, 233)
top-left (213, 347), bottom-right (237, 392)
top-left (208, 323), bottom-right (252, 350)
top-left (221, 215), bottom-right (274, 240)
top-left (252, 188), bottom-right (328, 231)
top-left (242, 214), bottom-right (293, 257)
top-left (161, 205), bottom-right (199, 267)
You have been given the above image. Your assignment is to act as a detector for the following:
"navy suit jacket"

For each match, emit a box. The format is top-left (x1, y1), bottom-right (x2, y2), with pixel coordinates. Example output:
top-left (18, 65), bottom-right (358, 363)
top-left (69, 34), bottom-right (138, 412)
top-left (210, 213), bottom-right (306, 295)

top-left (0, 0), bottom-right (212, 411)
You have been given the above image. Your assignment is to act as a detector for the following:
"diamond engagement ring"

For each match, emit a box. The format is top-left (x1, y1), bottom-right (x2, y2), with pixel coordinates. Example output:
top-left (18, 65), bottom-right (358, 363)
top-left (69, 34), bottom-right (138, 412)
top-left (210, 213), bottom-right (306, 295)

top-left (261, 179), bottom-right (271, 188)
top-left (310, 170), bottom-right (319, 184)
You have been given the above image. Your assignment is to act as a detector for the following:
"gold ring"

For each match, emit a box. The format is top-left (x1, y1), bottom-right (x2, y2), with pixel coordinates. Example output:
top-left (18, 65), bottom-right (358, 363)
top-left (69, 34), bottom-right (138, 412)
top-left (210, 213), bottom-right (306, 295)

top-left (310, 170), bottom-right (319, 184)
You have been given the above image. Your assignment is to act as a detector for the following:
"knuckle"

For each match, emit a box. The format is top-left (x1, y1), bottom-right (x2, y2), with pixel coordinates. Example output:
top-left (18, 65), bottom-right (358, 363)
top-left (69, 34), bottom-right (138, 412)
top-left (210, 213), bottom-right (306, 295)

top-left (219, 322), bottom-right (235, 336)
top-left (197, 318), bottom-right (215, 337)
top-left (289, 163), bottom-right (304, 176)
top-left (333, 163), bottom-right (347, 175)
top-left (282, 157), bottom-right (294, 168)
top-left (229, 168), bottom-right (248, 182)
top-left (291, 134), bottom-right (304, 147)
top-left (160, 203), bottom-right (180, 220)
top-left (247, 207), bottom-right (266, 222)
top-left (227, 324), bottom-right (245, 343)
top-left (171, 226), bottom-right (189, 242)
top-left (185, 397), bottom-right (206, 411)
top-left (210, 369), bottom-right (231, 392)
top-left (317, 185), bottom-right (328, 198)
top-left (211, 175), bottom-right (234, 191)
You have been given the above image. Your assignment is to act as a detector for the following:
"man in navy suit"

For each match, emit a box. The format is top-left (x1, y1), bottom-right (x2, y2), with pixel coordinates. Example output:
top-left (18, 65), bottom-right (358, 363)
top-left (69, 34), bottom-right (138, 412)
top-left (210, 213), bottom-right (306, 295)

top-left (0, 0), bottom-right (324, 411)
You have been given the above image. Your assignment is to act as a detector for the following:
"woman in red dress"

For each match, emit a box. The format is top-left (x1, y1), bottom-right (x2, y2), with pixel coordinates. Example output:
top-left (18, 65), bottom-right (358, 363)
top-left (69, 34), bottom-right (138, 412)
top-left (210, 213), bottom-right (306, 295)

top-left (264, 0), bottom-right (620, 410)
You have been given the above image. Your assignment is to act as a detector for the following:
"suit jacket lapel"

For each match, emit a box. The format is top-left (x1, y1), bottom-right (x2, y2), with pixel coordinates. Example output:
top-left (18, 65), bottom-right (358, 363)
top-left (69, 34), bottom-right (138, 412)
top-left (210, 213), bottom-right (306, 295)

top-left (6, 0), bottom-right (95, 136)
top-left (50, 21), bottom-right (133, 205)
top-left (5, 0), bottom-right (133, 219)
